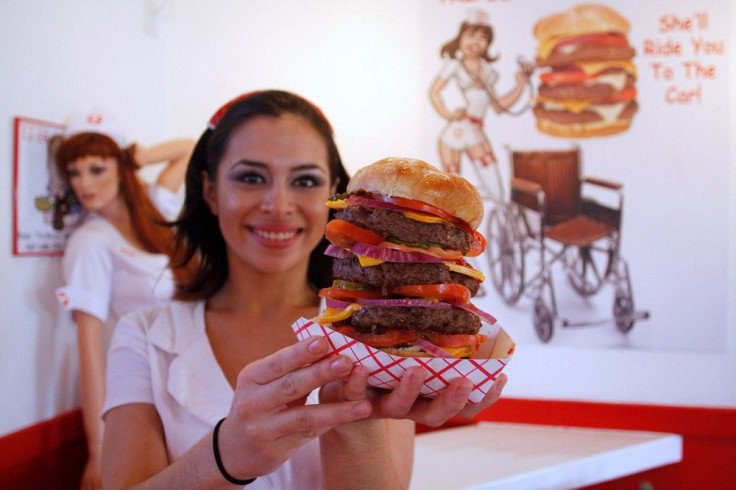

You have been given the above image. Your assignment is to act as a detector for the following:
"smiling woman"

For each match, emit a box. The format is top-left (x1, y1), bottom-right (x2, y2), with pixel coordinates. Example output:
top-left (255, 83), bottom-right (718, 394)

top-left (99, 90), bottom-right (508, 489)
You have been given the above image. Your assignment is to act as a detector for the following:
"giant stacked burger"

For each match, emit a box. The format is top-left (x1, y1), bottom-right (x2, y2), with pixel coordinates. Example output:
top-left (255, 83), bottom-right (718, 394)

top-left (533, 3), bottom-right (638, 138)
top-left (316, 157), bottom-right (495, 359)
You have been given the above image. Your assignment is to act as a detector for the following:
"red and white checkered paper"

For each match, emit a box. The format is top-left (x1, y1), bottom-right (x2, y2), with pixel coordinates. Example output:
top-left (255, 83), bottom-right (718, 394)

top-left (291, 317), bottom-right (515, 404)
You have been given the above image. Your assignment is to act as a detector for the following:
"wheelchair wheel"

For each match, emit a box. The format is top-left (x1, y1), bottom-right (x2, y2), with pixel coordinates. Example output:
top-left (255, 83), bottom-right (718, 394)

top-left (486, 206), bottom-right (525, 305)
top-left (613, 287), bottom-right (635, 333)
top-left (565, 242), bottom-right (613, 296)
top-left (533, 297), bottom-right (554, 343)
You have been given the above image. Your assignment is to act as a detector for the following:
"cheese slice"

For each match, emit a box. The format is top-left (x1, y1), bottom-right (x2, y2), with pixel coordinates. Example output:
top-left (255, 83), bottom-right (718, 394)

top-left (537, 97), bottom-right (592, 114)
top-left (325, 198), bottom-right (348, 210)
top-left (318, 304), bottom-right (361, 324)
top-left (402, 211), bottom-right (450, 225)
top-left (539, 98), bottom-right (628, 123)
top-left (575, 60), bottom-right (637, 77)
top-left (357, 255), bottom-right (385, 267)
top-left (442, 345), bottom-right (473, 358)
top-left (446, 262), bottom-right (486, 281)
top-left (537, 34), bottom-right (580, 59)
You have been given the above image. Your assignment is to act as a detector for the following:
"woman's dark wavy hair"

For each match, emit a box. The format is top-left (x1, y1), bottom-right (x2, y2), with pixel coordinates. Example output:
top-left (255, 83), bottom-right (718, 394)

top-left (174, 90), bottom-right (350, 301)
top-left (440, 22), bottom-right (498, 62)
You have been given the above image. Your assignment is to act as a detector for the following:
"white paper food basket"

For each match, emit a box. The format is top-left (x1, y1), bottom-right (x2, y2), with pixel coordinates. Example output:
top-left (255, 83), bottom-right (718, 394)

top-left (291, 317), bottom-right (515, 404)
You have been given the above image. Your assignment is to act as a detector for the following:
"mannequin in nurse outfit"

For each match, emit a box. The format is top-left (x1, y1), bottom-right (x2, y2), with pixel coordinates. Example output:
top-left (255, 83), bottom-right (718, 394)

top-left (54, 109), bottom-right (195, 490)
top-left (100, 90), bottom-right (509, 489)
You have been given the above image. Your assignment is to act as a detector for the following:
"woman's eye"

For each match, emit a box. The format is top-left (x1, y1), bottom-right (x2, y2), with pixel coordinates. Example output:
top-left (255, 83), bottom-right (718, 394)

top-left (236, 172), bottom-right (266, 185)
top-left (293, 175), bottom-right (324, 188)
top-left (90, 166), bottom-right (107, 175)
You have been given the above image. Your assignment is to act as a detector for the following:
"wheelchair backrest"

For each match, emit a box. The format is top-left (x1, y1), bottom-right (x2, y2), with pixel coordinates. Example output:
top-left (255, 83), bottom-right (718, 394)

top-left (511, 149), bottom-right (581, 226)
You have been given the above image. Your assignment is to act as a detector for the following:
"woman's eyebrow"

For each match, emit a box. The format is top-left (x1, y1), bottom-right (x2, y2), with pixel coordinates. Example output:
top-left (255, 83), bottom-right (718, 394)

top-left (232, 160), bottom-right (327, 173)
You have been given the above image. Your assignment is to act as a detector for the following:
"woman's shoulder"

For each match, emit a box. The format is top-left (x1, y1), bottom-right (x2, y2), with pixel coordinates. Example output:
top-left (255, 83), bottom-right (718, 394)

top-left (65, 214), bottom-right (115, 245)
top-left (62, 215), bottom-right (118, 261)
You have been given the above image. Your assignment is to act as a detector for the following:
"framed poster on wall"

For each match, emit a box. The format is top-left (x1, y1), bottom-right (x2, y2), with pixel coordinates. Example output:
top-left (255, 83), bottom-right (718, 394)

top-left (12, 116), bottom-right (80, 256)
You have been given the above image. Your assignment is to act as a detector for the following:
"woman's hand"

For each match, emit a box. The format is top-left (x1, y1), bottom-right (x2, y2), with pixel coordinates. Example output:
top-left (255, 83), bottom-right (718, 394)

top-left (323, 365), bottom-right (508, 427)
top-left (214, 337), bottom-right (373, 481)
top-left (449, 108), bottom-right (467, 121)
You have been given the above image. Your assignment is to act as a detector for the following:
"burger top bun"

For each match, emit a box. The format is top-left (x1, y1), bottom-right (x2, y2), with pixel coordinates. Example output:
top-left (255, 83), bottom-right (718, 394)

top-left (348, 157), bottom-right (484, 229)
top-left (534, 3), bottom-right (630, 40)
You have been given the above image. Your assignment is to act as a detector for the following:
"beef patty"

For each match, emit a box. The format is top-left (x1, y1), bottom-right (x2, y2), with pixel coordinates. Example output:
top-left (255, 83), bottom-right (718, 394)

top-left (335, 206), bottom-right (472, 254)
top-left (333, 256), bottom-right (481, 297)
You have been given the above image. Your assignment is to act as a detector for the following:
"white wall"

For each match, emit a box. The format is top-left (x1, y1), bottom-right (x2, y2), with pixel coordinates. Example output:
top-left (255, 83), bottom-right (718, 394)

top-left (1, 0), bottom-right (734, 438)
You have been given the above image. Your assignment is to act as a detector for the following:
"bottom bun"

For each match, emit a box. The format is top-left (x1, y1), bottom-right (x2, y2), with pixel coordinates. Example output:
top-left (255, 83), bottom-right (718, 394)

top-left (536, 116), bottom-right (633, 138)
top-left (379, 346), bottom-right (433, 358)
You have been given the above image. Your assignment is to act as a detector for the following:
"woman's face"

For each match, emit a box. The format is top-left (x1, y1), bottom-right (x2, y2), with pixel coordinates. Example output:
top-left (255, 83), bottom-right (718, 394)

top-left (66, 155), bottom-right (121, 214)
top-left (459, 27), bottom-right (489, 59)
top-left (204, 113), bottom-right (335, 277)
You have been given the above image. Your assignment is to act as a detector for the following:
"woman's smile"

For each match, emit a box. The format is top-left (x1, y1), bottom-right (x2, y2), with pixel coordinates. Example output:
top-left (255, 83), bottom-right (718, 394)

top-left (248, 224), bottom-right (303, 248)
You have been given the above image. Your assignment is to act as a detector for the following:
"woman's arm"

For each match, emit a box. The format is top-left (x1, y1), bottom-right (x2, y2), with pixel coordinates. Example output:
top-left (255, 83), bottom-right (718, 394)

top-left (134, 139), bottom-right (195, 194)
top-left (102, 337), bottom-right (374, 488)
top-left (319, 367), bottom-right (508, 489)
top-left (74, 310), bottom-right (106, 490)
top-left (489, 65), bottom-right (532, 114)
top-left (321, 418), bottom-right (414, 490)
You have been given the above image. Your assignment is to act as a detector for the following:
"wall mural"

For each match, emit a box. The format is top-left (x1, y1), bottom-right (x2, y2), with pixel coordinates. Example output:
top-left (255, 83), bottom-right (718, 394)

top-left (422, 0), bottom-right (730, 352)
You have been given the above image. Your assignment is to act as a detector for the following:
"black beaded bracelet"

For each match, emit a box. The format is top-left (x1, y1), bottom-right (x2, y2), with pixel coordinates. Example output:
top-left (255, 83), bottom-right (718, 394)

top-left (213, 417), bottom-right (257, 486)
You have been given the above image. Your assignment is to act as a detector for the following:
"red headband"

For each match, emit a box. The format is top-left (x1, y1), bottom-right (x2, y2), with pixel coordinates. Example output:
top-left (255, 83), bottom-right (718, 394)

top-left (206, 91), bottom-right (333, 134)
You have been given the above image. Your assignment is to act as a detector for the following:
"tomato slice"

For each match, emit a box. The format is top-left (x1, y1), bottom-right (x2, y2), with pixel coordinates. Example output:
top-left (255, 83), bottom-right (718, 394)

top-left (319, 286), bottom-right (384, 301)
top-left (390, 283), bottom-right (471, 304)
top-left (334, 325), bottom-right (417, 347)
top-left (603, 86), bottom-right (637, 103)
top-left (424, 333), bottom-right (488, 349)
top-left (325, 219), bottom-right (384, 248)
top-left (541, 68), bottom-right (589, 85)
top-left (556, 32), bottom-right (628, 50)
top-left (467, 230), bottom-right (486, 257)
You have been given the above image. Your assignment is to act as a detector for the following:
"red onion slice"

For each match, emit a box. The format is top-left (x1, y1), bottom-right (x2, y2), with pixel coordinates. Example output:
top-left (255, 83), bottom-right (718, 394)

top-left (411, 338), bottom-right (455, 358)
top-left (452, 302), bottom-right (497, 325)
top-left (325, 298), bottom-right (353, 310)
top-left (355, 298), bottom-right (452, 308)
top-left (324, 244), bottom-right (351, 259)
top-left (351, 242), bottom-right (446, 263)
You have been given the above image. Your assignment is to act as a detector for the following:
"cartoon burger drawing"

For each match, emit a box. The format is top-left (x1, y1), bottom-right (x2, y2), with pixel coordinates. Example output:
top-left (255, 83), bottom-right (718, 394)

top-left (533, 3), bottom-right (638, 138)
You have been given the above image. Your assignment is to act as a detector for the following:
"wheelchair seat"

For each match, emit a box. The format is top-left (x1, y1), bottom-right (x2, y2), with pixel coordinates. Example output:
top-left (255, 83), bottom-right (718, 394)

top-left (545, 216), bottom-right (611, 247)
top-left (510, 148), bottom-right (615, 247)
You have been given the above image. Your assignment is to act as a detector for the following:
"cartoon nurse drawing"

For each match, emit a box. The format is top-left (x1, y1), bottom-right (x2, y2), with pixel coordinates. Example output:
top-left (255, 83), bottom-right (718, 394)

top-left (429, 9), bottom-right (532, 201)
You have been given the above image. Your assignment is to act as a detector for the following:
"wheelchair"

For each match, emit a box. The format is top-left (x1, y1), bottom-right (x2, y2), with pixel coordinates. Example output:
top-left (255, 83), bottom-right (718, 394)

top-left (484, 147), bottom-right (649, 343)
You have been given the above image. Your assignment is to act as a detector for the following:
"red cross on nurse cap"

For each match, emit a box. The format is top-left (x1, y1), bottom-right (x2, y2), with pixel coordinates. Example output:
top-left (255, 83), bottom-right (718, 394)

top-left (64, 107), bottom-right (127, 147)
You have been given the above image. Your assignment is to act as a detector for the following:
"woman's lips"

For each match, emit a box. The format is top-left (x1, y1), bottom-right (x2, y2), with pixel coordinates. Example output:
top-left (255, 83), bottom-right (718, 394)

top-left (249, 226), bottom-right (301, 248)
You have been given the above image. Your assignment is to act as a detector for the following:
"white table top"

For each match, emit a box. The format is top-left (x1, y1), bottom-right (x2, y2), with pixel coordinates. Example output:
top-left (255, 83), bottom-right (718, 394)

top-left (411, 422), bottom-right (682, 490)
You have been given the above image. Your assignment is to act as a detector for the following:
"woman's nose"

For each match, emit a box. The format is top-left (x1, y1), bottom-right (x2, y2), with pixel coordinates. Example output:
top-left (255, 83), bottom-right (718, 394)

top-left (261, 184), bottom-right (295, 216)
top-left (75, 172), bottom-right (92, 189)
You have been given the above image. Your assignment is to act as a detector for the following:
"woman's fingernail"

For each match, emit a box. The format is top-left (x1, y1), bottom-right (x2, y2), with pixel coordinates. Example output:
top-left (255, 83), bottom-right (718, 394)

top-left (330, 357), bottom-right (350, 374)
top-left (352, 401), bottom-right (371, 417)
top-left (308, 337), bottom-right (327, 354)
top-left (409, 369), bottom-right (426, 389)
top-left (455, 381), bottom-right (473, 400)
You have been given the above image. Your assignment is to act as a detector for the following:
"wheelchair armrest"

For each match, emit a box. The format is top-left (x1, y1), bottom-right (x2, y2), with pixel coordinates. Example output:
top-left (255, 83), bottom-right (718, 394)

top-left (583, 176), bottom-right (622, 190)
top-left (511, 177), bottom-right (543, 195)
top-left (511, 177), bottom-right (545, 213)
